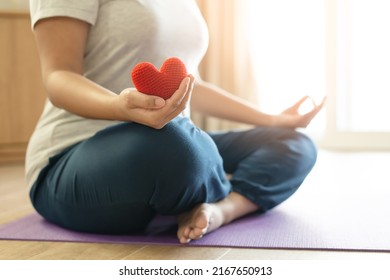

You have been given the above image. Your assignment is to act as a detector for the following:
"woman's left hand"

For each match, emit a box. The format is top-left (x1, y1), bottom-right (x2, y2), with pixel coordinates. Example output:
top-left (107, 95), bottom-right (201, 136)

top-left (274, 96), bottom-right (326, 128)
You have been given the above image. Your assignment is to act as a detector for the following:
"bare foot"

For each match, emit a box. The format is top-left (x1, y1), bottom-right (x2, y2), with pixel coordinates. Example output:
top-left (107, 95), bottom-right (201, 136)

top-left (177, 203), bottom-right (224, 244)
top-left (176, 192), bottom-right (259, 244)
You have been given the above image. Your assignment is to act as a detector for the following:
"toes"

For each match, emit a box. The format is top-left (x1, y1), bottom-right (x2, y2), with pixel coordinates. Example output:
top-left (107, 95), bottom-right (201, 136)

top-left (177, 225), bottom-right (194, 244)
top-left (178, 226), bottom-right (205, 243)
top-left (176, 203), bottom-right (213, 244)
top-left (183, 226), bottom-right (191, 238)
top-left (179, 237), bottom-right (191, 244)
top-left (188, 227), bottom-right (206, 240)
top-left (190, 234), bottom-right (203, 240)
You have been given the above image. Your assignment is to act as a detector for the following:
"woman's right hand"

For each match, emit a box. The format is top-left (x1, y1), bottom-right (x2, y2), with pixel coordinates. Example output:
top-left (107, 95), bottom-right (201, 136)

top-left (113, 75), bottom-right (194, 129)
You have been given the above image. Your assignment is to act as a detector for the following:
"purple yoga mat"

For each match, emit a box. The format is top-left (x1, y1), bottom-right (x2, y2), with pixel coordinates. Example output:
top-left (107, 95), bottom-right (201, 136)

top-left (0, 189), bottom-right (390, 251)
top-left (1, 154), bottom-right (390, 251)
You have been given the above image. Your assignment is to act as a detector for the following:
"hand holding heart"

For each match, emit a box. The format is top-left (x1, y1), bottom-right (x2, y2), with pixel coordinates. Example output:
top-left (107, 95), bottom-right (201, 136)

top-left (114, 57), bottom-right (193, 129)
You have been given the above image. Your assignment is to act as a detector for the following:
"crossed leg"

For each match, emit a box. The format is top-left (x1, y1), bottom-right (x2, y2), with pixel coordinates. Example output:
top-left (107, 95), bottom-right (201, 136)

top-left (177, 127), bottom-right (317, 244)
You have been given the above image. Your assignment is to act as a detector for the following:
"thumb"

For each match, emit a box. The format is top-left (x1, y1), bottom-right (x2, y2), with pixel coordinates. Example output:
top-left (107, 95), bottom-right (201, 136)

top-left (293, 96), bottom-right (312, 110)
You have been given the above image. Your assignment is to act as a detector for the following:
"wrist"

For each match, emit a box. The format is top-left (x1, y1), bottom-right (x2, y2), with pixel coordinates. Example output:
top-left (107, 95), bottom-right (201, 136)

top-left (265, 114), bottom-right (291, 128)
top-left (268, 115), bottom-right (278, 127)
top-left (254, 113), bottom-right (279, 127)
top-left (107, 93), bottom-right (125, 121)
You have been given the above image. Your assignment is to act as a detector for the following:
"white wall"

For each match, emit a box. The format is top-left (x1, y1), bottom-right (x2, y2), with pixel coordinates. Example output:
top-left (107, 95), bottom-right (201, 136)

top-left (0, 0), bottom-right (29, 11)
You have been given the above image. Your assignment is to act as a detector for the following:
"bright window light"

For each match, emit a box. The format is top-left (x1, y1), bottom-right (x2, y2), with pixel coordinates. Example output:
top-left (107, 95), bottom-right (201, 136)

top-left (246, 0), bottom-right (326, 136)
top-left (337, 0), bottom-right (390, 132)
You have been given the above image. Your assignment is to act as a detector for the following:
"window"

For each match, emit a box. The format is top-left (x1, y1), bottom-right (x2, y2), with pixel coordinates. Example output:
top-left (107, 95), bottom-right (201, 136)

top-left (247, 0), bottom-right (390, 149)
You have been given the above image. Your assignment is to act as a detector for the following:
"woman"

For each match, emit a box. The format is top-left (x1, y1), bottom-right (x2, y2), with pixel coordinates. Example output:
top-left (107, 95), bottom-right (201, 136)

top-left (27, 0), bottom-right (324, 244)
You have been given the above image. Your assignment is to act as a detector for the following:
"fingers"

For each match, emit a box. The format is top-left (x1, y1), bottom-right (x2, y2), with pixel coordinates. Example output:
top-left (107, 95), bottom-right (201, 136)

top-left (295, 96), bottom-right (312, 109)
top-left (118, 75), bottom-right (194, 129)
top-left (156, 75), bottom-right (194, 126)
top-left (317, 96), bottom-right (327, 108)
top-left (120, 88), bottom-right (166, 109)
top-left (307, 96), bottom-right (326, 115)
top-left (301, 96), bottom-right (327, 126)
top-left (167, 76), bottom-right (192, 107)
top-left (121, 74), bottom-right (194, 110)
top-left (282, 96), bottom-right (310, 114)
top-left (280, 95), bottom-right (326, 128)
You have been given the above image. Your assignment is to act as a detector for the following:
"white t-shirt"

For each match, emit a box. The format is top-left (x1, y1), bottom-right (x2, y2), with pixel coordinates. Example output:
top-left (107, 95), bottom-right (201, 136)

top-left (26, 0), bottom-right (209, 188)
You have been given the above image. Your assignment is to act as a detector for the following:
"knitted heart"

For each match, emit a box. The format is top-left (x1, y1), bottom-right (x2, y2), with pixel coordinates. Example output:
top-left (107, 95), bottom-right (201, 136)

top-left (131, 57), bottom-right (188, 100)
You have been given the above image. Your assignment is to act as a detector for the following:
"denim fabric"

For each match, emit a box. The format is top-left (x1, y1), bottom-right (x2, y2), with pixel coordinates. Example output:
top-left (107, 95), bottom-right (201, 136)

top-left (209, 127), bottom-right (317, 212)
top-left (30, 117), bottom-right (317, 234)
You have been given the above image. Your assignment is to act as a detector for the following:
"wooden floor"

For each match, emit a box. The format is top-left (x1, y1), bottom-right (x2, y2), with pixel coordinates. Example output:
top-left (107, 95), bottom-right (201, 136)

top-left (1, 151), bottom-right (390, 260)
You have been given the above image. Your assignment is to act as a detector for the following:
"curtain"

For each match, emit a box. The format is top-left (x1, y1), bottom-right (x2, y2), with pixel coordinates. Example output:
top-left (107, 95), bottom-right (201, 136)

top-left (193, 0), bottom-right (258, 131)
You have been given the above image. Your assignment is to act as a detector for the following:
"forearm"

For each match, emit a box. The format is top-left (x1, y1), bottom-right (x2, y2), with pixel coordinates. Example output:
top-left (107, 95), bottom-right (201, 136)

top-left (45, 70), bottom-right (118, 120)
top-left (44, 69), bottom-right (193, 128)
top-left (33, 16), bottom-right (190, 127)
top-left (191, 80), bottom-right (276, 126)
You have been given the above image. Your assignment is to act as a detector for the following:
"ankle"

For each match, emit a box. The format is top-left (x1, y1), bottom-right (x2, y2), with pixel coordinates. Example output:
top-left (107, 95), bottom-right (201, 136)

top-left (214, 192), bottom-right (259, 224)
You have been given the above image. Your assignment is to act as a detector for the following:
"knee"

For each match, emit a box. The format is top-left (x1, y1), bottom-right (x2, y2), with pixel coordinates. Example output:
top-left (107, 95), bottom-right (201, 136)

top-left (286, 130), bottom-right (318, 174)
top-left (155, 118), bottom-right (223, 185)
top-left (149, 118), bottom-right (229, 213)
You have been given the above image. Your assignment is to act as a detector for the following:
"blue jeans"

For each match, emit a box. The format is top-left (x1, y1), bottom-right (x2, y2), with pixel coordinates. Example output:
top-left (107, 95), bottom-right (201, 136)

top-left (30, 117), bottom-right (317, 234)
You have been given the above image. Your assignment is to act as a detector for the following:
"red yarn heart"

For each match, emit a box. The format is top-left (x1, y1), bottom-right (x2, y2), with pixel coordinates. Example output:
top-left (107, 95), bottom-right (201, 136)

top-left (131, 57), bottom-right (188, 100)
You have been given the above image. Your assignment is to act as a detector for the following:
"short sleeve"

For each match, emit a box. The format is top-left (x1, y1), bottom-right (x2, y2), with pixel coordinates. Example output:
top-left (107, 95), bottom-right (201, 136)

top-left (29, 0), bottom-right (99, 28)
